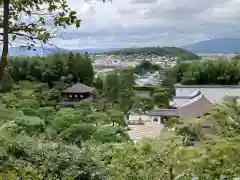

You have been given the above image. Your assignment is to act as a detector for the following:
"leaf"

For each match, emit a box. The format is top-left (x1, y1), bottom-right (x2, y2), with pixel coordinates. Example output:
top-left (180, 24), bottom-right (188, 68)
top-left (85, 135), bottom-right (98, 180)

top-left (12, 35), bottom-right (16, 41)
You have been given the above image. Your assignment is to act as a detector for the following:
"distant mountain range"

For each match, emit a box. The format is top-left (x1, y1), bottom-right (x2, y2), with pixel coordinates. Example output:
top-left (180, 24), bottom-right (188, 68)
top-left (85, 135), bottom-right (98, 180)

top-left (182, 38), bottom-right (240, 53)
top-left (5, 37), bottom-right (240, 56)
top-left (5, 46), bottom-right (199, 60)
top-left (5, 47), bottom-right (121, 56)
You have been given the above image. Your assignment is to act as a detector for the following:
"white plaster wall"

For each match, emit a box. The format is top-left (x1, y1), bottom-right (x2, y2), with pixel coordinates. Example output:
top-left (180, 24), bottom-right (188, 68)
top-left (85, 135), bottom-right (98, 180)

top-left (128, 115), bottom-right (163, 124)
top-left (128, 115), bottom-right (151, 122)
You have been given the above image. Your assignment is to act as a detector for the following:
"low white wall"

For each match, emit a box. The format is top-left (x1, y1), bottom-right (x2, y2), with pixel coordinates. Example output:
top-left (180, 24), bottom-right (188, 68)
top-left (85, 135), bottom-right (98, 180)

top-left (129, 114), bottom-right (150, 122)
top-left (128, 114), bottom-right (162, 124)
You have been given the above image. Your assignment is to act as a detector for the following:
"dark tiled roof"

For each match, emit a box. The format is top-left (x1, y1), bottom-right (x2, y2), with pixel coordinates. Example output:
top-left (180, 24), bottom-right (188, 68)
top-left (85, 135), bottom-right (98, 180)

top-left (175, 90), bottom-right (201, 99)
top-left (62, 83), bottom-right (93, 93)
top-left (148, 109), bottom-right (178, 116)
top-left (175, 83), bottom-right (240, 88)
top-left (175, 84), bottom-right (240, 104)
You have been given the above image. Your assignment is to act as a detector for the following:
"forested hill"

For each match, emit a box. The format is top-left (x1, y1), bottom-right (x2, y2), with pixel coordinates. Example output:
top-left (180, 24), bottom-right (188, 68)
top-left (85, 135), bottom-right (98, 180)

top-left (104, 46), bottom-right (200, 60)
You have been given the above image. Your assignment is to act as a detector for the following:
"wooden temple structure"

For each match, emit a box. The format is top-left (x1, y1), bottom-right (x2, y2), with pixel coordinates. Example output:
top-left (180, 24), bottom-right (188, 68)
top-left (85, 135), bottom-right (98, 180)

top-left (60, 83), bottom-right (93, 107)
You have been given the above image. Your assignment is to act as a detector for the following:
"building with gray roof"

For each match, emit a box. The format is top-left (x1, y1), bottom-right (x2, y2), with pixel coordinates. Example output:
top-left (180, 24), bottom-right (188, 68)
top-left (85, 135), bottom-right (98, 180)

top-left (132, 84), bottom-right (240, 124)
top-left (60, 83), bottom-right (93, 107)
top-left (174, 84), bottom-right (240, 104)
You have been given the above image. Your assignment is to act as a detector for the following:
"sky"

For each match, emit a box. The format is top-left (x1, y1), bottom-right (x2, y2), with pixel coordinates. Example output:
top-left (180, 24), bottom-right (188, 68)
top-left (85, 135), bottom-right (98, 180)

top-left (37, 0), bottom-right (240, 49)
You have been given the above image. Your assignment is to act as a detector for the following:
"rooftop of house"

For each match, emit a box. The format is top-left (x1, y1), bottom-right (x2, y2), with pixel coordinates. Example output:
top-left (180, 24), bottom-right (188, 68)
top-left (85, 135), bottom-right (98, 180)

top-left (174, 83), bottom-right (240, 88)
top-left (62, 83), bottom-right (93, 93)
top-left (179, 93), bottom-right (211, 107)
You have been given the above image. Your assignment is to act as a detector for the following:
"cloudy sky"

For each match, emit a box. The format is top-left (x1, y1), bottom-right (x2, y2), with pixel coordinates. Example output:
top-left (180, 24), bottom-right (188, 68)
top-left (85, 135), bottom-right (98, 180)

top-left (50, 0), bottom-right (240, 49)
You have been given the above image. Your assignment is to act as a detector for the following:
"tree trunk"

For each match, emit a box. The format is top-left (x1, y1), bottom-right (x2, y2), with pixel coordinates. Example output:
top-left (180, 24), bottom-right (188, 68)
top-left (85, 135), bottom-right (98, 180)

top-left (169, 163), bottom-right (174, 180)
top-left (0, 0), bottom-right (9, 76)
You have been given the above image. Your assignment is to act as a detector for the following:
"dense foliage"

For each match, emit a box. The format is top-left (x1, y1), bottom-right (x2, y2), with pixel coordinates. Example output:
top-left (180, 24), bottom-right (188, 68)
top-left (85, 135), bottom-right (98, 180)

top-left (0, 53), bottom-right (94, 91)
top-left (5, 1), bottom-right (240, 179)
top-left (0, 72), bottom-right (239, 179)
top-left (105, 46), bottom-right (201, 60)
top-left (171, 59), bottom-right (240, 85)
top-left (0, 48), bottom-right (239, 179)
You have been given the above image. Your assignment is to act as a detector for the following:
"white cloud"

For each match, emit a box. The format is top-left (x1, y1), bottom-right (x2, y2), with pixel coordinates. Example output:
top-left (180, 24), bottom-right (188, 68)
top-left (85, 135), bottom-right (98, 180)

top-left (49, 0), bottom-right (240, 49)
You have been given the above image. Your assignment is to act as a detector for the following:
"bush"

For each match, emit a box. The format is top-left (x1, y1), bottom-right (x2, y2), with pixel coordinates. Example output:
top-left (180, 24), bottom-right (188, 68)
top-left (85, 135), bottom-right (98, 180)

top-left (134, 85), bottom-right (156, 95)
top-left (92, 126), bottom-right (130, 143)
top-left (15, 116), bottom-right (45, 136)
top-left (0, 71), bottom-right (14, 93)
top-left (164, 117), bottom-right (183, 129)
top-left (20, 107), bottom-right (38, 116)
top-left (58, 124), bottom-right (96, 145)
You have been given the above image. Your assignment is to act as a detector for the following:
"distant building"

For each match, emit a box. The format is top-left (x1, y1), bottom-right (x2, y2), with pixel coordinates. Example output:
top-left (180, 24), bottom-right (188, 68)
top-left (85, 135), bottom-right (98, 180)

top-left (60, 83), bottom-right (93, 107)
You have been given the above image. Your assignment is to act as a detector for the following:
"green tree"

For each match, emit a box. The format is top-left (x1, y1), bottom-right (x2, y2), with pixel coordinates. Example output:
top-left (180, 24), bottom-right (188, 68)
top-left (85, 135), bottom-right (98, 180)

top-left (107, 109), bottom-right (127, 126)
top-left (0, 0), bottom-right (109, 74)
top-left (67, 52), bottom-right (77, 82)
top-left (81, 52), bottom-right (94, 85)
top-left (118, 68), bottom-right (135, 113)
top-left (74, 100), bottom-right (92, 116)
top-left (58, 123), bottom-right (96, 146)
top-left (42, 68), bottom-right (58, 88)
top-left (0, 0), bottom-right (82, 74)
top-left (14, 116), bottom-right (45, 136)
top-left (133, 96), bottom-right (154, 113)
top-left (37, 107), bottom-right (56, 125)
top-left (0, 133), bottom-right (108, 179)
top-left (104, 71), bottom-right (120, 105)
top-left (45, 108), bottom-right (83, 139)
top-left (0, 71), bottom-right (14, 92)
top-left (92, 126), bottom-right (130, 143)
top-left (172, 60), bottom-right (240, 85)
top-left (206, 97), bottom-right (240, 137)
top-left (52, 53), bottom-right (65, 77)
top-left (153, 92), bottom-right (169, 108)
top-left (94, 76), bottom-right (104, 90)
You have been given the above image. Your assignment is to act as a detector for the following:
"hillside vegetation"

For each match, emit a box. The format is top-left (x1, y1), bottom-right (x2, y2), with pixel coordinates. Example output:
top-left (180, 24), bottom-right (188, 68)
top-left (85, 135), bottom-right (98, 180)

top-left (165, 59), bottom-right (240, 85)
top-left (105, 46), bottom-right (200, 60)
top-left (0, 52), bottom-right (239, 179)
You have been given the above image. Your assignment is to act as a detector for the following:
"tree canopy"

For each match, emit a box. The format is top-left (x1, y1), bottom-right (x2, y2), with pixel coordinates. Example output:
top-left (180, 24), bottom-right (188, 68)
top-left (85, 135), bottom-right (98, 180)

top-left (170, 59), bottom-right (240, 85)
top-left (0, 68), bottom-right (239, 179)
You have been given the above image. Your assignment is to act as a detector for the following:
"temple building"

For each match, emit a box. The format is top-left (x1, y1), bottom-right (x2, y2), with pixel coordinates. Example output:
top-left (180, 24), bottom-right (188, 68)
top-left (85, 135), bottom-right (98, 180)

top-left (127, 84), bottom-right (240, 124)
top-left (60, 83), bottom-right (93, 107)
